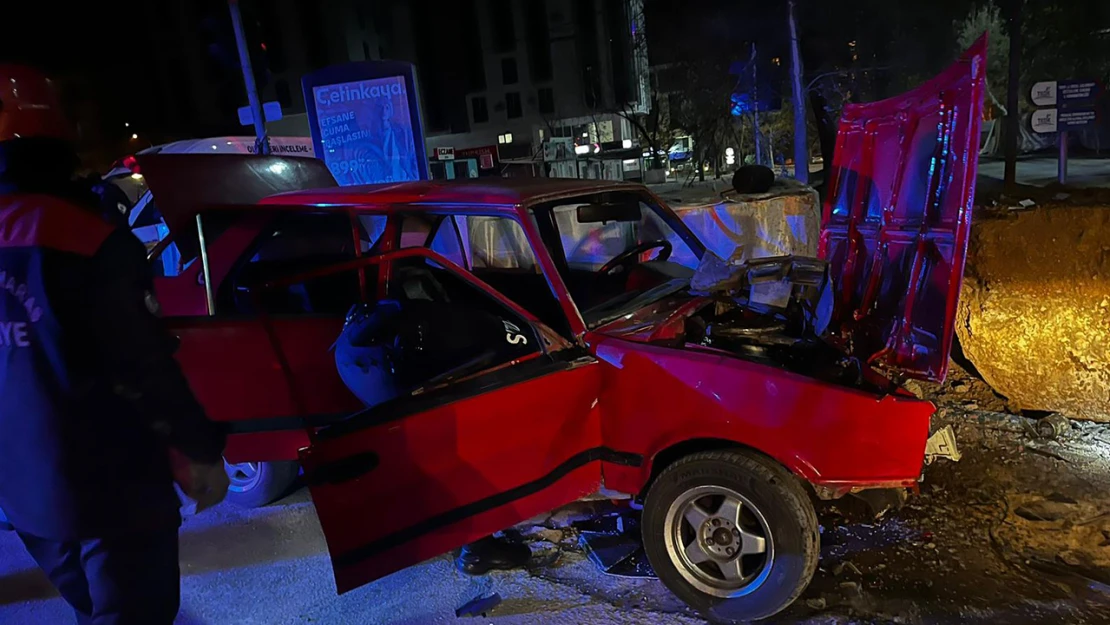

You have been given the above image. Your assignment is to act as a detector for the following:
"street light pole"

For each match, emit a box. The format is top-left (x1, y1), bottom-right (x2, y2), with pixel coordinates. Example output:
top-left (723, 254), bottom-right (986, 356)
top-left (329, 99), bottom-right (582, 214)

top-left (228, 0), bottom-right (269, 155)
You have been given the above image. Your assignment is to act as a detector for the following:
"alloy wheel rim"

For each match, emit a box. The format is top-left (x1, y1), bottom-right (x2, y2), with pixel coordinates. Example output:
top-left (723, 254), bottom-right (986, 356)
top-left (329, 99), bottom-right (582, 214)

top-left (223, 460), bottom-right (262, 493)
top-left (663, 484), bottom-right (774, 598)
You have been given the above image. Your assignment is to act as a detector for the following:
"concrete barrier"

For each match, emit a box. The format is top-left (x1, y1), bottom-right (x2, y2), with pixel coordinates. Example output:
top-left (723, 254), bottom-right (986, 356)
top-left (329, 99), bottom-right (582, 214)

top-left (667, 178), bottom-right (820, 261)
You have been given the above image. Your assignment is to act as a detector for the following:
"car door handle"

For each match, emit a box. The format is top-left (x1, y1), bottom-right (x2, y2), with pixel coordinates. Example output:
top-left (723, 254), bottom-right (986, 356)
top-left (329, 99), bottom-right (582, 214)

top-left (306, 451), bottom-right (380, 486)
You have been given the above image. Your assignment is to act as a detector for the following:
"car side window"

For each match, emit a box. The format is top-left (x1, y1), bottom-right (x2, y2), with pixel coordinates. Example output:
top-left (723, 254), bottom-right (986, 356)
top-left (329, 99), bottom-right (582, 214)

top-left (358, 215), bottom-right (387, 252)
top-left (226, 212), bottom-right (360, 315)
top-left (451, 216), bottom-right (571, 337)
top-left (428, 217), bottom-right (466, 267)
top-left (462, 216), bottom-right (538, 271)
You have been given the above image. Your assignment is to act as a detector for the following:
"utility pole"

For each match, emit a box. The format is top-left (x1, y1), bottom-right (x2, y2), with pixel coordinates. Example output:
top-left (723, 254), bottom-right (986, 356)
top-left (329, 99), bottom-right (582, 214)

top-left (228, 0), bottom-right (269, 155)
top-left (1003, 0), bottom-right (1022, 189)
top-left (787, 0), bottom-right (808, 183)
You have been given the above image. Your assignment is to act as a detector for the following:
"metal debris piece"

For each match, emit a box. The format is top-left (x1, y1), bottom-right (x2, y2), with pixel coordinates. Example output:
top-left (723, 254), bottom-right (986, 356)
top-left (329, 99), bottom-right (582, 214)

top-left (925, 425), bottom-right (962, 464)
top-left (1019, 199), bottom-right (1037, 208)
top-left (455, 593), bottom-right (502, 618)
top-left (577, 513), bottom-right (657, 578)
top-left (1036, 414), bottom-right (1071, 440)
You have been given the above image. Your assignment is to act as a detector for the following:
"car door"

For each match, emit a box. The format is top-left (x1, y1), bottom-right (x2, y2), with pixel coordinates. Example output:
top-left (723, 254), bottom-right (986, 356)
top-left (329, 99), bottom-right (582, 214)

top-left (295, 248), bottom-right (610, 594)
top-left (219, 211), bottom-right (369, 457)
top-left (163, 209), bottom-right (368, 462)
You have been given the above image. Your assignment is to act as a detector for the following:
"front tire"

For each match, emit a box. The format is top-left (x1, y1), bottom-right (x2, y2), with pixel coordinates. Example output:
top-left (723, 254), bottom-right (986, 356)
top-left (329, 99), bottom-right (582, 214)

top-left (642, 450), bottom-right (819, 623)
top-left (223, 460), bottom-right (300, 508)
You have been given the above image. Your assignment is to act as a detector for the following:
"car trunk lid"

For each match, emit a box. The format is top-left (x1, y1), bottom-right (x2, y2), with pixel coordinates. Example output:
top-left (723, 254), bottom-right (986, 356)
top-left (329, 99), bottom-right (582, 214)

top-left (135, 153), bottom-right (337, 235)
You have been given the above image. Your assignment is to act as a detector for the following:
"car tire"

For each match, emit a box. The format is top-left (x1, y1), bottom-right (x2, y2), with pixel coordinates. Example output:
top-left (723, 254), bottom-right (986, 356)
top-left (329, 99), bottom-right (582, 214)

top-left (641, 450), bottom-right (819, 623)
top-left (223, 459), bottom-right (300, 508)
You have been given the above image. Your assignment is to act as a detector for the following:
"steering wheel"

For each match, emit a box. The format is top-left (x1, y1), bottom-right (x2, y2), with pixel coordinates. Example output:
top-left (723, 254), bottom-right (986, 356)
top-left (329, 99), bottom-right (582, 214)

top-left (597, 240), bottom-right (672, 277)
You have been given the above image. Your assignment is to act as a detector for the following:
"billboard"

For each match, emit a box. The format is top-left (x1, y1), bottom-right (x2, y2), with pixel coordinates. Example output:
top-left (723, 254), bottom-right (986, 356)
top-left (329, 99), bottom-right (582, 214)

top-left (303, 61), bottom-right (429, 186)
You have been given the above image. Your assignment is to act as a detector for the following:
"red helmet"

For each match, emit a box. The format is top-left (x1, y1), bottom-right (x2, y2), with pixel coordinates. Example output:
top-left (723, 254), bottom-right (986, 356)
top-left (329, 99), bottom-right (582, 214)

top-left (0, 65), bottom-right (73, 142)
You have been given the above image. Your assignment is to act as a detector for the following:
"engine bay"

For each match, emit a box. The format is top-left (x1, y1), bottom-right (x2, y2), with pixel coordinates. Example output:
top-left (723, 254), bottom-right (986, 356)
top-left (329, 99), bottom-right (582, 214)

top-left (682, 252), bottom-right (889, 393)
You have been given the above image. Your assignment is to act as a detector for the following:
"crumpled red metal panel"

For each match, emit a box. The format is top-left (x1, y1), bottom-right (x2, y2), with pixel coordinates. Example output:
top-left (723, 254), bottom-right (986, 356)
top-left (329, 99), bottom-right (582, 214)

top-left (819, 35), bottom-right (986, 383)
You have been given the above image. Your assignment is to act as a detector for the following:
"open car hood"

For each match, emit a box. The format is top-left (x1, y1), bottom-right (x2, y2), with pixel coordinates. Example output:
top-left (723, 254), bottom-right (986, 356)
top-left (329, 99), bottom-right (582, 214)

top-left (134, 153), bottom-right (337, 235)
top-left (818, 36), bottom-right (986, 383)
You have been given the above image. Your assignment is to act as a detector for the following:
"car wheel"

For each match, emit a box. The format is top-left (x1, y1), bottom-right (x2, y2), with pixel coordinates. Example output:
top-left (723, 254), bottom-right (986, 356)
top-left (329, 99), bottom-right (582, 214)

top-left (223, 459), bottom-right (300, 508)
top-left (642, 450), bottom-right (819, 623)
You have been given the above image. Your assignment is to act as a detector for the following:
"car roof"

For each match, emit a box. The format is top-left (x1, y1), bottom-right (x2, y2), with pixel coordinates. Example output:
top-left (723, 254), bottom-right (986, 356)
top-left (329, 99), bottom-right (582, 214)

top-left (259, 177), bottom-right (647, 212)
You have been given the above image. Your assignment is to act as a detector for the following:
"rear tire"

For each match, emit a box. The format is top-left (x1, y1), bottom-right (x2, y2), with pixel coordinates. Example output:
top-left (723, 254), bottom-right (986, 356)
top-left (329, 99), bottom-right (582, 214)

top-left (642, 450), bottom-right (819, 623)
top-left (223, 460), bottom-right (300, 508)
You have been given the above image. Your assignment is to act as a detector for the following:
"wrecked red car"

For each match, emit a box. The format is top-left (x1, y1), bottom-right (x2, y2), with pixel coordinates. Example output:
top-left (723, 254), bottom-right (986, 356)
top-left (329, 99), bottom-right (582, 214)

top-left (141, 40), bottom-right (983, 621)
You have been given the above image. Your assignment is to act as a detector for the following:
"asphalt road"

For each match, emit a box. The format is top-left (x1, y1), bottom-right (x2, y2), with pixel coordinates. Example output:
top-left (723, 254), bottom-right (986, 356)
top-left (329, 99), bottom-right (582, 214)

top-left (977, 155), bottom-right (1110, 188)
top-left (0, 490), bottom-right (705, 625)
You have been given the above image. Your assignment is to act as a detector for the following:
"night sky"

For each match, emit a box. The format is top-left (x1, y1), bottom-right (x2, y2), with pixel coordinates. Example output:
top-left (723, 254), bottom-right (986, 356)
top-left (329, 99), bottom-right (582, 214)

top-left (3, 4), bottom-right (156, 159)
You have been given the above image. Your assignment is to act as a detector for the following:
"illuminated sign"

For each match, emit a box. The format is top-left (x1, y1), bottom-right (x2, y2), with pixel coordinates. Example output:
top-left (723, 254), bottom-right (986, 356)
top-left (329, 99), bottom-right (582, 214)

top-left (303, 61), bottom-right (429, 185)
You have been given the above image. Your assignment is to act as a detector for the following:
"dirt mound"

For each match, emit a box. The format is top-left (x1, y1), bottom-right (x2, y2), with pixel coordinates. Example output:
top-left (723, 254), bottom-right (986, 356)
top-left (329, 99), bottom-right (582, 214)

top-left (957, 205), bottom-right (1110, 422)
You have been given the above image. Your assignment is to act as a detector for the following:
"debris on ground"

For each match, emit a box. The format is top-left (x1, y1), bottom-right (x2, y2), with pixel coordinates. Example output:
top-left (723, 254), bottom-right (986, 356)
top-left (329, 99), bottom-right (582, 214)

top-left (925, 424), bottom-right (963, 463)
top-left (454, 593), bottom-right (502, 618)
top-left (902, 360), bottom-right (1010, 413)
top-left (805, 597), bottom-right (827, 610)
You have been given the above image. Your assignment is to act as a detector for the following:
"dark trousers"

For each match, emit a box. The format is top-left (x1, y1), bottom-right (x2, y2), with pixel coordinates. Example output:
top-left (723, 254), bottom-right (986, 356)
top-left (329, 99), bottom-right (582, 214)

top-left (17, 527), bottom-right (180, 625)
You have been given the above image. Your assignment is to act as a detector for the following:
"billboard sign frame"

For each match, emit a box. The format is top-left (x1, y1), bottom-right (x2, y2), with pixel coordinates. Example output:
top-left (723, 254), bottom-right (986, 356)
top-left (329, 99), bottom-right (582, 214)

top-left (302, 60), bottom-right (430, 185)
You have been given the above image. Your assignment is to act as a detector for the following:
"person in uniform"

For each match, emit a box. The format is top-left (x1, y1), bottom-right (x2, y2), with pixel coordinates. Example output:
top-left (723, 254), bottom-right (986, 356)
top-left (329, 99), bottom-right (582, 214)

top-left (0, 64), bottom-right (228, 625)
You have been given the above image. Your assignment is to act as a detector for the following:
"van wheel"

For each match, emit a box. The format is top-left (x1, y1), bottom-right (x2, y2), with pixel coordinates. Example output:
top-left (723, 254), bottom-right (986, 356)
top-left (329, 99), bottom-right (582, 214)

top-left (642, 450), bottom-right (819, 623)
top-left (223, 460), bottom-right (300, 508)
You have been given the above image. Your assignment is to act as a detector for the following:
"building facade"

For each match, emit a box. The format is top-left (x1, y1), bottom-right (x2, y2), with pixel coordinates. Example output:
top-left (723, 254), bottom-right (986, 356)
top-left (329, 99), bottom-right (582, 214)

top-left (136, 0), bottom-right (650, 177)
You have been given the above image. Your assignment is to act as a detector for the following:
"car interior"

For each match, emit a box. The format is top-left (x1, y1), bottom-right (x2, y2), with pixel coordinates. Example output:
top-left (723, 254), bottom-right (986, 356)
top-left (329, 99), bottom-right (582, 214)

top-left (529, 194), bottom-right (698, 326)
top-left (211, 198), bottom-right (696, 335)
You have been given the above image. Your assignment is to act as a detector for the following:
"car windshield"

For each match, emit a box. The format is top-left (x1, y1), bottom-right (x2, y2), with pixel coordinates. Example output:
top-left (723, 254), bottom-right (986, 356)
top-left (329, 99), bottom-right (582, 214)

top-left (533, 192), bottom-right (700, 328)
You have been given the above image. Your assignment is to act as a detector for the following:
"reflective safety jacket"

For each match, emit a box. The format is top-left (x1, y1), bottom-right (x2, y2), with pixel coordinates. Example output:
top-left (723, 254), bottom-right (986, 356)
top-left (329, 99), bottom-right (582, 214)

top-left (0, 193), bottom-right (225, 540)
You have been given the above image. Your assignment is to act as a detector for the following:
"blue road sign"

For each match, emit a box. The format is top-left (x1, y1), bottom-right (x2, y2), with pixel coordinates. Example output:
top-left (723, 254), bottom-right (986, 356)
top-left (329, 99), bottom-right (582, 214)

top-left (1058, 80), bottom-right (1100, 107)
top-left (1058, 108), bottom-right (1098, 130)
